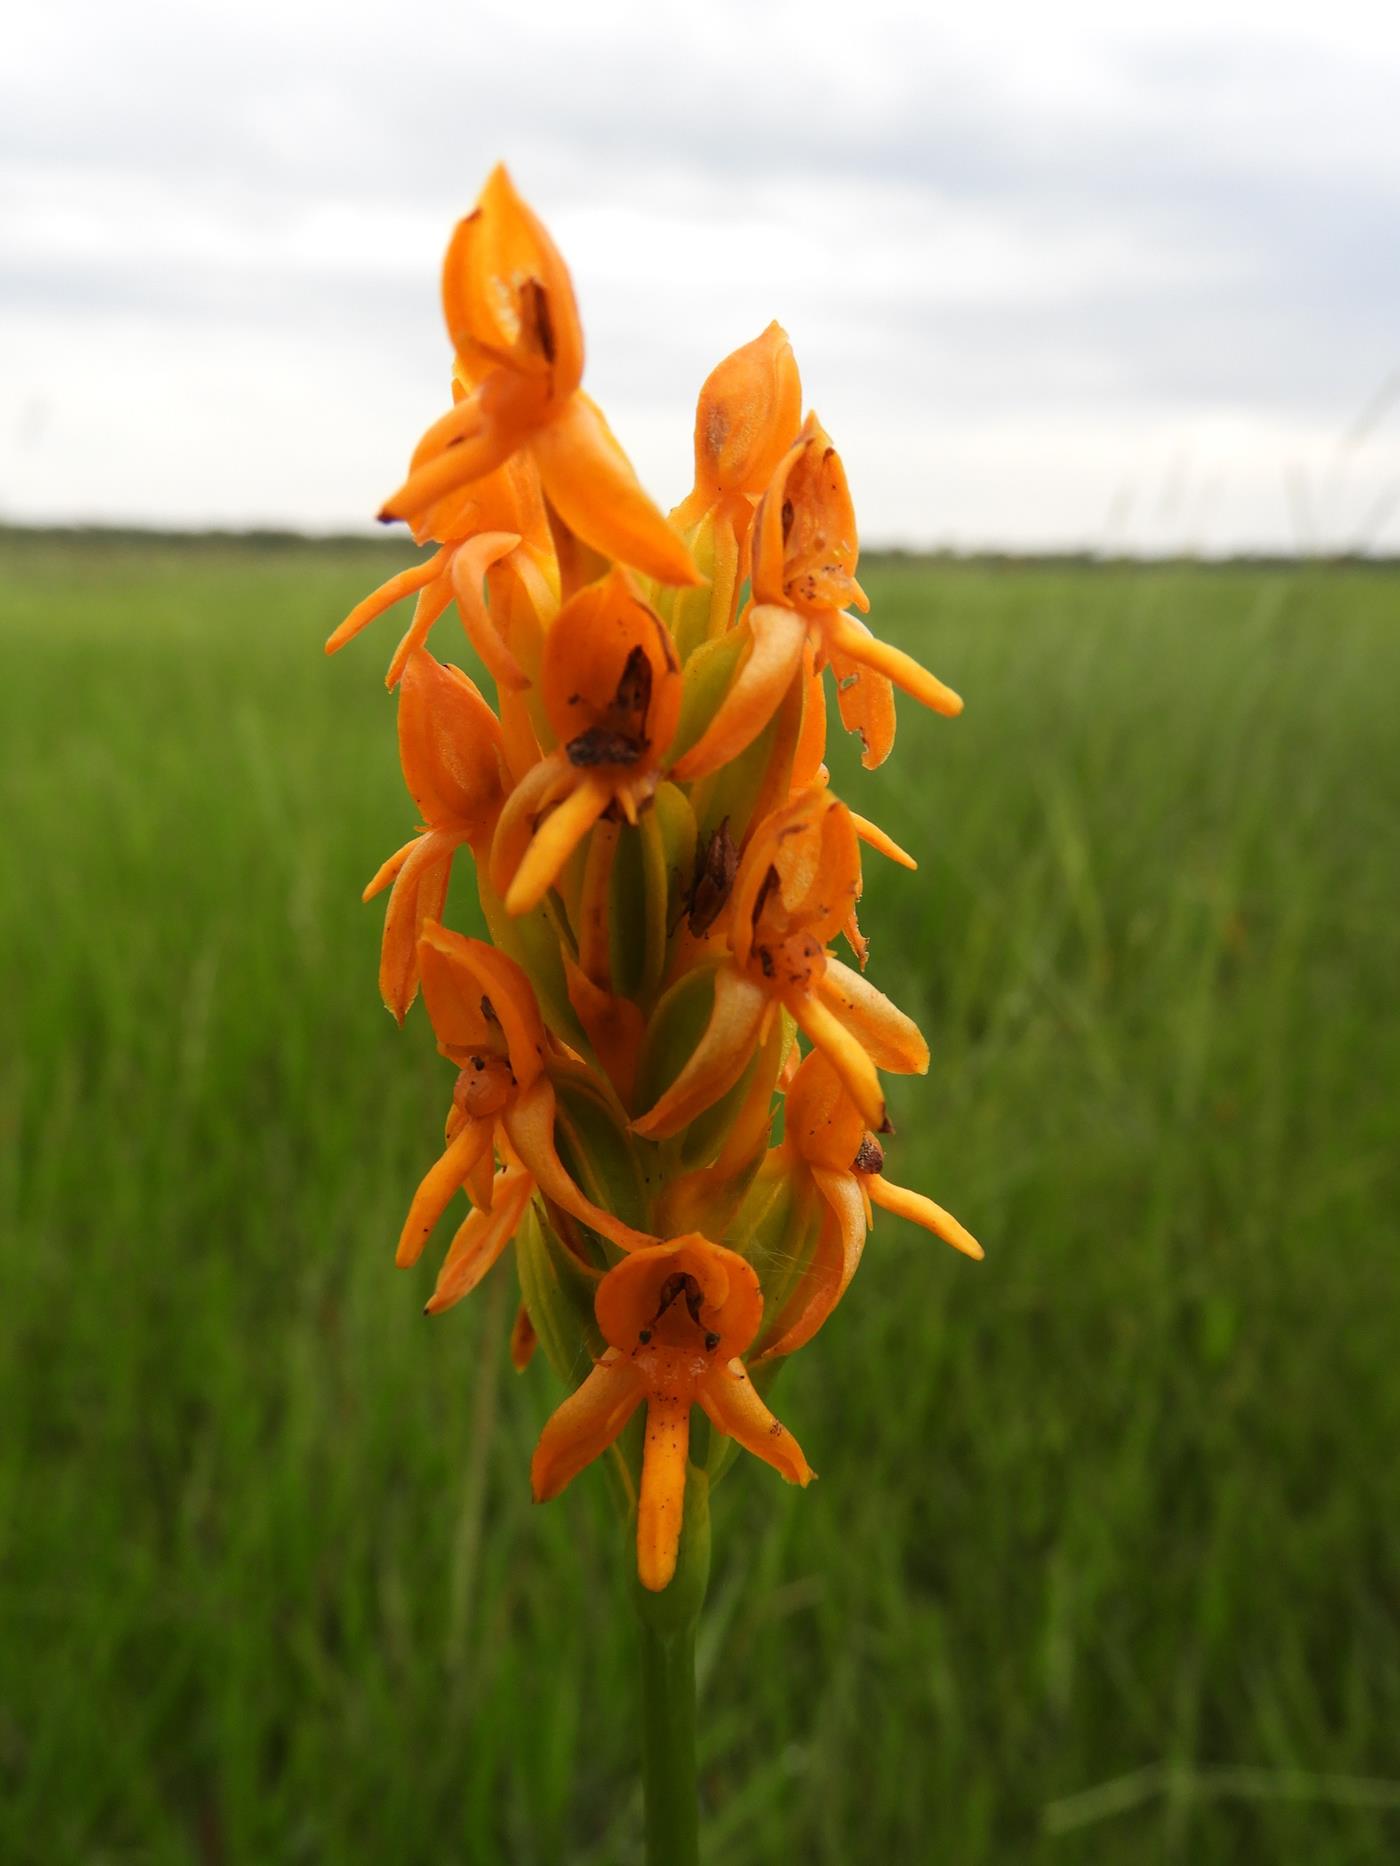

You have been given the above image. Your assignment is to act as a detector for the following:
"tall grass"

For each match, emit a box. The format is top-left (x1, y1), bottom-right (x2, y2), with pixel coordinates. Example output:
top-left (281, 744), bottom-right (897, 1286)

top-left (2, 534), bottom-right (1398, 1862)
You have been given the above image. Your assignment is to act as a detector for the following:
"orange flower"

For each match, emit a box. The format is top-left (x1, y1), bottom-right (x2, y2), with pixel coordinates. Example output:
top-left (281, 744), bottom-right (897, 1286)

top-left (673, 415), bottom-right (963, 782)
top-left (398, 924), bottom-right (654, 1311)
top-left (361, 651), bottom-right (507, 1020)
top-left (633, 789), bottom-right (926, 1140)
top-left (531, 1236), bottom-right (812, 1590)
top-left (755, 1049), bottom-right (982, 1362)
top-left (376, 165), bottom-right (699, 590)
top-left (490, 568), bottom-right (682, 915)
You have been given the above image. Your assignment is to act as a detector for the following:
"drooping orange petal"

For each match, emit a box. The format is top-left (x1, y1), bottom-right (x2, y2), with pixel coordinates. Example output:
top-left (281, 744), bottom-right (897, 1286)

top-left (826, 610), bottom-right (963, 718)
top-left (697, 1359), bottom-right (813, 1485)
top-left (816, 958), bottom-right (929, 1075)
top-left (503, 1075), bottom-right (655, 1252)
top-left (829, 628), bottom-right (898, 769)
top-left (754, 1168), bottom-right (866, 1362)
top-left (504, 774), bottom-right (611, 916)
top-left (636, 1396), bottom-right (691, 1592)
top-left (425, 1169), bottom-right (535, 1313)
top-left (531, 393), bottom-right (701, 588)
top-left (489, 751), bottom-right (572, 898)
top-left (868, 1174), bottom-right (984, 1260)
top-left (385, 573), bottom-right (456, 690)
top-left (325, 546), bottom-right (451, 655)
top-left (362, 834), bottom-right (422, 902)
top-left (670, 604), bottom-right (807, 781)
top-left (396, 1117), bottom-right (494, 1268)
top-left (630, 969), bottom-right (769, 1140)
top-left (396, 650), bottom-right (504, 828)
top-left (449, 530), bottom-right (531, 691)
top-left (531, 1351), bottom-right (644, 1501)
top-left (788, 643), bottom-right (828, 793)
top-left (377, 828), bottom-right (468, 1022)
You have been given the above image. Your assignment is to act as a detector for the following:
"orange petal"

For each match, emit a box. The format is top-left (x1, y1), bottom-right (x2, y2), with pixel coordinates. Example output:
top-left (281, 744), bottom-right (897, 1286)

top-left (754, 1168), bottom-right (866, 1362)
top-left (361, 833), bottom-right (422, 903)
top-left (637, 1396), bottom-right (691, 1592)
top-left (829, 628), bottom-right (898, 769)
top-left (783, 1047), bottom-right (865, 1172)
top-left (671, 604), bottom-right (807, 782)
top-left (396, 650), bottom-right (504, 828)
top-left (594, 1236), bottom-right (762, 1360)
top-left (385, 573), bottom-right (456, 690)
top-left (503, 1075), bottom-right (655, 1252)
top-left (631, 969), bottom-right (769, 1140)
top-left (377, 829), bottom-right (466, 1022)
top-left (449, 530), bottom-right (531, 691)
top-left (325, 546), bottom-right (451, 654)
top-left (378, 393), bottom-right (520, 525)
top-left (850, 811), bottom-right (916, 871)
top-left (826, 611), bottom-right (963, 718)
top-left (396, 1117), bottom-right (494, 1268)
top-left (788, 987), bottom-right (887, 1134)
top-left (489, 751), bottom-right (571, 899)
top-left (751, 414), bottom-right (862, 616)
top-left (442, 165), bottom-right (584, 399)
top-left (816, 958), bottom-right (929, 1075)
top-left (540, 567), bottom-right (682, 764)
top-left (504, 774), bottom-right (611, 916)
top-left (425, 1169), bottom-right (536, 1313)
top-left (532, 393), bottom-right (701, 588)
top-left (698, 1359), bottom-right (813, 1485)
top-left (868, 1174), bottom-right (984, 1260)
top-left (418, 922), bottom-right (549, 1090)
top-left (688, 322), bottom-right (802, 508)
top-left (531, 1351), bottom-right (644, 1501)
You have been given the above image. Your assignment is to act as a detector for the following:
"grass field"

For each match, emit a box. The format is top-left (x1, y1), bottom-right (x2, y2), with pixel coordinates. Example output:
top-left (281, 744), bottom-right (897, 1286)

top-left (3, 531), bottom-right (1399, 1864)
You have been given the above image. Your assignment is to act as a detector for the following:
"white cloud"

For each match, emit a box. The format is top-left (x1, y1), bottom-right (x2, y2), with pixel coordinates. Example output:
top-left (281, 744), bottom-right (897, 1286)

top-left (3, 0), bottom-right (1400, 549)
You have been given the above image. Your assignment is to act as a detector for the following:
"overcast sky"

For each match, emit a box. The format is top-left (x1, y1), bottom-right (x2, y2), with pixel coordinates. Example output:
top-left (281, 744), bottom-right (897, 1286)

top-left (5, 0), bottom-right (1400, 551)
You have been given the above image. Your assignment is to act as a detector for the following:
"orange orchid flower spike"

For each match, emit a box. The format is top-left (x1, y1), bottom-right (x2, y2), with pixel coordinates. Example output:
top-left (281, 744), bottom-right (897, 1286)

top-left (397, 924), bottom-right (654, 1312)
top-left (531, 1236), bottom-right (812, 1590)
top-left (634, 788), bottom-right (926, 1141)
top-left (375, 165), bottom-right (700, 590)
top-left (755, 1049), bottom-right (982, 1363)
top-left (361, 651), bottom-right (508, 1020)
top-left (674, 414), bottom-right (964, 782)
top-left (489, 567), bottom-right (682, 915)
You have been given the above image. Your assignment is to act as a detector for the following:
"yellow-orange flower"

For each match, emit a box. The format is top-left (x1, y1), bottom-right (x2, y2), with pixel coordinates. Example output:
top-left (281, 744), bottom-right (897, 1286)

top-left (674, 414), bottom-right (963, 781)
top-left (398, 924), bottom-right (654, 1312)
top-left (634, 788), bottom-right (926, 1140)
top-left (377, 166), bottom-right (699, 591)
top-left (361, 650), bottom-right (507, 1020)
top-left (490, 568), bottom-right (682, 915)
top-left (755, 1049), bottom-right (982, 1362)
top-left (531, 1236), bottom-right (812, 1590)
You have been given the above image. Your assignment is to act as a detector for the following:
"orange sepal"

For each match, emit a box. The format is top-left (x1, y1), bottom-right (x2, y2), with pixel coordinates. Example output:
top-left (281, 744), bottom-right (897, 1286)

top-left (396, 650), bottom-right (505, 828)
top-left (395, 1117), bottom-right (494, 1268)
top-left (630, 969), bottom-right (769, 1140)
top-left (564, 954), bottom-right (647, 1109)
top-left (753, 1168), bottom-right (866, 1362)
top-left (531, 1351), bottom-right (644, 1501)
top-left (448, 531), bottom-right (532, 691)
top-left (751, 414), bottom-right (865, 616)
top-left (325, 546), bottom-right (450, 655)
top-left (503, 1075), bottom-right (655, 1252)
top-left (686, 322), bottom-right (802, 511)
top-left (531, 394), bottom-right (701, 588)
top-left (670, 604), bottom-right (806, 782)
top-left (424, 1169), bottom-right (535, 1313)
top-left (697, 1360), bottom-right (813, 1485)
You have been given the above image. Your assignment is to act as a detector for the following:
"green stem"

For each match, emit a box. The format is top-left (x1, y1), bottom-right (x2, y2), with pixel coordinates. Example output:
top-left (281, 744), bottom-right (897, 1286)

top-left (638, 1615), bottom-right (700, 1866)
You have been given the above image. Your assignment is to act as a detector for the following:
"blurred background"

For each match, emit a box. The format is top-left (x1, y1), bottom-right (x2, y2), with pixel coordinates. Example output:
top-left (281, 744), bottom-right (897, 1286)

top-left (3, 2), bottom-right (1398, 1862)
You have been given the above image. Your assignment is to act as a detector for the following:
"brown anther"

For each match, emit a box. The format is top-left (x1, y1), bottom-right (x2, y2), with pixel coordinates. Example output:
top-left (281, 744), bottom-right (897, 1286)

top-left (852, 1135), bottom-right (884, 1175)
top-left (685, 817), bottom-right (737, 936)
